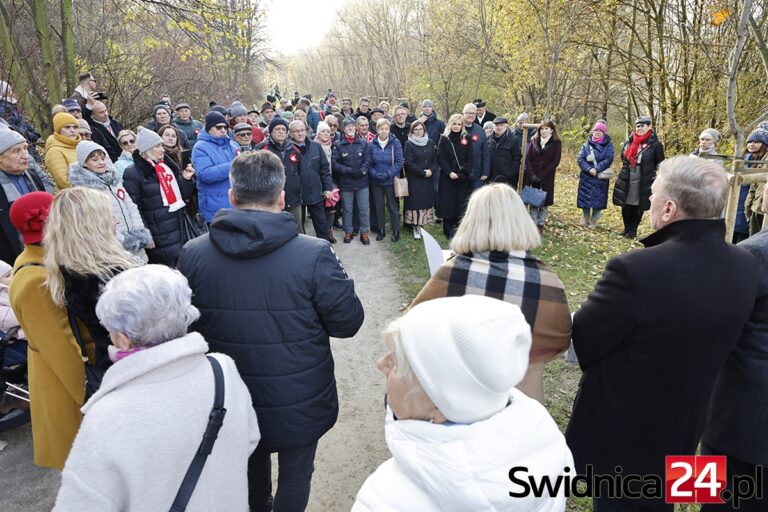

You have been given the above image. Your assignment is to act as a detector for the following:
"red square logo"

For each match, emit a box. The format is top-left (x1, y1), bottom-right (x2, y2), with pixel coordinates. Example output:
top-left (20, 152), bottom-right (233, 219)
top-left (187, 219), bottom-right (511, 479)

top-left (665, 455), bottom-right (726, 504)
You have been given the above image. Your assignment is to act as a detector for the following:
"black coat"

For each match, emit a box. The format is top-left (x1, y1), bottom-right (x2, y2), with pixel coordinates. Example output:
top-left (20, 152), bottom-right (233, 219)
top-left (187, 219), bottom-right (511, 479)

top-left (296, 140), bottom-right (333, 205)
top-left (178, 209), bottom-right (364, 451)
top-left (332, 135), bottom-right (371, 191)
top-left (403, 141), bottom-right (437, 211)
top-left (703, 230), bottom-right (768, 466)
top-left (566, 220), bottom-right (757, 509)
top-left (255, 138), bottom-right (302, 210)
top-left (390, 122), bottom-right (411, 150)
top-left (61, 267), bottom-right (123, 370)
top-left (83, 107), bottom-right (124, 162)
top-left (0, 170), bottom-right (45, 265)
top-left (487, 129), bottom-right (522, 185)
top-left (524, 138), bottom-right (561, 207)
top-left (122, 153), bottom-right (196, 267)
top-left (474, 111), bottom-right (496, 125)
top-left (612, 131), bottom-right (664, 211)
top-left (437, 134), bottom-right (472, 219)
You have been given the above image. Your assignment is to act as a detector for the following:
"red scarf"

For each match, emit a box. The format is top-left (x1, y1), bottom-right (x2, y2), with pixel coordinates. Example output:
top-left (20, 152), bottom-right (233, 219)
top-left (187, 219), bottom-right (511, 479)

top-left (149, 159), bottom-right (185, 212)
top-left (624, 130), bottom-right (652, 167)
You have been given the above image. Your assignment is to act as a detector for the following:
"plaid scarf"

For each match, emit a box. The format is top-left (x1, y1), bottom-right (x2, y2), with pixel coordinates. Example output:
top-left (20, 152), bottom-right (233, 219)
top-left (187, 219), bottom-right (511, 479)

top-left (411, 250), bottom-right (572, 363)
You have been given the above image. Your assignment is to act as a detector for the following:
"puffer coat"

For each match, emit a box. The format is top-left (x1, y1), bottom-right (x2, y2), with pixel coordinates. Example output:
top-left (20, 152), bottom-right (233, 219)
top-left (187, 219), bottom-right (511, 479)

top-left (576, 135), bottom-right (614, 210)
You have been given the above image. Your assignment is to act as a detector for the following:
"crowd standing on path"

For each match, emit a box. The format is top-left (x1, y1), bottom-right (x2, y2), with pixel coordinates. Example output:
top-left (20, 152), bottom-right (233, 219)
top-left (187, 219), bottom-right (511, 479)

top-left (0, 74), bottom-right (766, 512)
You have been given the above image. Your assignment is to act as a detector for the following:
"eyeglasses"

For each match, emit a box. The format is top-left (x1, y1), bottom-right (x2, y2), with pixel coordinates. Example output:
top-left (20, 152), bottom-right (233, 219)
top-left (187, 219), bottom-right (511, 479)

top-left (213, 124), bottom-right (228, 130)
top-left (235, 132), bottom-right (251, 137)
top-left (121, 139), bottom-right (136, 146)
top-left (290, 128), bottom-right (307, 133)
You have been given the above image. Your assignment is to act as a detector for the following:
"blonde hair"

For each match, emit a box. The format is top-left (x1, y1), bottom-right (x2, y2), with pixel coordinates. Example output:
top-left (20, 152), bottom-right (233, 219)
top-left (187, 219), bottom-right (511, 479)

top-left (443, 113), bottom-right (466, 137)
top-left (117, 129), bottom-right (136, 145)
top-left (44, 188), bottom-right (138, 306)
top-left (375, 118), bottom-right (390, 131)
top-left (51, 104), bottom-right (67, 116)
top-left (451, 183), bottom-right (541, 254)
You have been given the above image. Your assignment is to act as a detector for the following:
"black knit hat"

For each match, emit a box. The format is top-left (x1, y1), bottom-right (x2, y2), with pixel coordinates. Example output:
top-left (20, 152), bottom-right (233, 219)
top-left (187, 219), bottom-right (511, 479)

top-left (205, 111), bottom-right (228, 132)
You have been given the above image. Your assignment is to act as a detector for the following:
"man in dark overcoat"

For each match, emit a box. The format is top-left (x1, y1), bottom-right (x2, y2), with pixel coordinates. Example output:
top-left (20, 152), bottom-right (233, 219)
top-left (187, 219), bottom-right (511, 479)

top-left (566, 156), bottom-right (759, 511)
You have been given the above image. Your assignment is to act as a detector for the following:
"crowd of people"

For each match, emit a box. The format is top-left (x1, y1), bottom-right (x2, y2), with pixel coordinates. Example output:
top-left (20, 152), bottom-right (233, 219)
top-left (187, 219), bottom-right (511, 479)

top-left (0, 72), bottom-right (767, 512)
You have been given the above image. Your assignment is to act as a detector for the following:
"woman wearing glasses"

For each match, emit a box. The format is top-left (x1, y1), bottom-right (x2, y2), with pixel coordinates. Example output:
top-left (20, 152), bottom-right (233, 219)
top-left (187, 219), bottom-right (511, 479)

top-left (191, 111), bottom-right (241, 223)
top-left (115, 130), bottom-right (137, 177)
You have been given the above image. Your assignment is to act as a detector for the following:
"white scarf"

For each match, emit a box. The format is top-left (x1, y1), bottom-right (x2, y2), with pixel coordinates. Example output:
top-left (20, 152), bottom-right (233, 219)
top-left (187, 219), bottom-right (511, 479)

top-left (151, 160), bottom-right (186, 212)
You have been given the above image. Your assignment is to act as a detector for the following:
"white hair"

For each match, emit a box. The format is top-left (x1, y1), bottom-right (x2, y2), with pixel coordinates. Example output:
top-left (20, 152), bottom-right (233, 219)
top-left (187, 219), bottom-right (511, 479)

top-left (95, 265), bottom-right (200, 347)
top-left (656, 156), bottom-right (728, 218)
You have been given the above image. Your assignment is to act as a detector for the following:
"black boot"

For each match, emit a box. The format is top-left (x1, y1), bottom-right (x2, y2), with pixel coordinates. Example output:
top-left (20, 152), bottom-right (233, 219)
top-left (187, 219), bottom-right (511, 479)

top-left (391, 231), bottom-right (400, 242)
top-left (376, 229), bottom-right (386, 241)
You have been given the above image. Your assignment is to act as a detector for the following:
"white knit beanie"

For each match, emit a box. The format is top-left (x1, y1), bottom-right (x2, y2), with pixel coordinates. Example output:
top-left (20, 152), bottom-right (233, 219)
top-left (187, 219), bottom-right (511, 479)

top-left (136, 126), bottom-right (163, 154)
top-left (400, 295), bottom-right (532, 424)
top-left (316, 121), bottom-right (330, 133)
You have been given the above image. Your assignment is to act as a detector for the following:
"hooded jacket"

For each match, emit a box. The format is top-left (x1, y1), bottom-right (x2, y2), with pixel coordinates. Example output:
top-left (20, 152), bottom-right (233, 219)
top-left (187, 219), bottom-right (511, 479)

top-left (177, 209), bottom-right (364, 450)
top-left (54, 333), bottom-right (260, 512)
top-left (353, 389), bottom-right (573, 512)
top-left (191, 130), bottom-right (240, 222)
top-left (44, 134), bottom-right (80, 190)
top-left (68, 162), bottom-right (151, 259)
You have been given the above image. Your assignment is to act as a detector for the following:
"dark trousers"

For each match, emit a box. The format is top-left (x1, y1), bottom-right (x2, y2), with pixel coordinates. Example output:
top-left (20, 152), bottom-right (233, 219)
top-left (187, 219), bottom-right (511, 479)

top-left (303, 202), bottom-right (330, 240)
top-left (371, 183), bottom-right (399, 234)
top-left (248, 441), bottom-right (319, 512)
top-left (442, 218), bottom-right (459, 239)
top-left (700, 443), bottom-right (766, 512)
top-left (621, 205), bottom-right (644, 234)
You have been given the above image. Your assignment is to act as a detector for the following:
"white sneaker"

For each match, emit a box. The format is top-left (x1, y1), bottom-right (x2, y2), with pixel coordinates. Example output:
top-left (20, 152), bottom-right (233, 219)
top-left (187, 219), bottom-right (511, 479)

top-left (413, 227), bottom-right (422, 239)
top-left (580, 217), bottom-right (589, 227)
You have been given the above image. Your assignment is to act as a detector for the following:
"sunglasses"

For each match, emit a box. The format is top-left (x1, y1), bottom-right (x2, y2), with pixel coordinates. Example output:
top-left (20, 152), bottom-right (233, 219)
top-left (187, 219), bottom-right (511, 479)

top-left (214, 124), bottom-right (228, 130)
top-left (121, 139), bottom-right (136, 146)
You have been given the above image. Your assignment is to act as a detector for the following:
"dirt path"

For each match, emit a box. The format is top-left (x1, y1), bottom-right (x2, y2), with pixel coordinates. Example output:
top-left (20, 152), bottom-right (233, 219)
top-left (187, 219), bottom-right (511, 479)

top-left (0, 236), bottom-right (402, 511)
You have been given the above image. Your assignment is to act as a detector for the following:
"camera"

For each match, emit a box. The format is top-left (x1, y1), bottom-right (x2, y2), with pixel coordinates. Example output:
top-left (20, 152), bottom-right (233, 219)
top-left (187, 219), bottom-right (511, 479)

top-left (93, 91), bottom-right (108, 101)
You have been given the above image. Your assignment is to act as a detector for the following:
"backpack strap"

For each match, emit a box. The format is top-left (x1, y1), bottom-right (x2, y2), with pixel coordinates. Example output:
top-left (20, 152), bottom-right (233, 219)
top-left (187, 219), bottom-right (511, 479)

top-left (169, 355), bottom-right (227, 512)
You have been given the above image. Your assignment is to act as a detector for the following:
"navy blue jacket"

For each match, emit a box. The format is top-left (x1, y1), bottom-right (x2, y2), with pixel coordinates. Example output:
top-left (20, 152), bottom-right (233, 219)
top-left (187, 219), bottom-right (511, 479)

top-left (255, 138), bottom-right (303, 210)
top-left (464, 123), bottom-right (490, 180)
top-left (296, 140), bottom-right (333, 205)
top-left (576, 135), bottom-right (614, 210)
top-left (332, 135), bottom-right (371, 191)
top-left (368, 136), bottom-right (404, 187)
top-left (423, 112), bottom-right (445, 145)
top-left (178, 209), bottom-right (364, 451)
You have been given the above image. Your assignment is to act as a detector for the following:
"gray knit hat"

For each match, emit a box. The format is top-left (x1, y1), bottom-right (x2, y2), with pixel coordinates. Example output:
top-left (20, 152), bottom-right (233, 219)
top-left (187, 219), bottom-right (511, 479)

top-left (230, 102), bottom-right (248, 118)
top-left (76, 140), bottom-right (108, 168)
top-left (516, 112), bottom-right (529, 123)
top-left (635, 115), bottom-right (652, 125)
top-left (699, 128), bottom-right (720, 142)
top-left (0, 124), bottom-right (26, 155)
top-left (136, 126), bottom-right (163, 153)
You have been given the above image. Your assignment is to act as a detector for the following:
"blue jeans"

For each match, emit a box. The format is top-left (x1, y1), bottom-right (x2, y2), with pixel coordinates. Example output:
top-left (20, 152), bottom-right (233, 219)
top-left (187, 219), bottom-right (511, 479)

top-left (581, 207), bottom-right (602, 220)
top-left (341, 188), bottom-right (370, 234)
top-left (248, 441), bottom-right (319, 512)
top-left (529, 205), bottom-right (548, 226)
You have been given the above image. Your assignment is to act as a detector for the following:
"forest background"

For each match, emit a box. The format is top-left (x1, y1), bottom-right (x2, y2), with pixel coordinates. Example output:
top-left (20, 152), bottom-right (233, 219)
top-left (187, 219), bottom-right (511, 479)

top-left (1, 0), bottom-right (766, 155)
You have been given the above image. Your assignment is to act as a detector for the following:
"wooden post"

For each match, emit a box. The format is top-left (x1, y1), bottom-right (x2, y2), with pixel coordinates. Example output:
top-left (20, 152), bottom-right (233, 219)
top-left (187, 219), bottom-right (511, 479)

top-left (724, 166), bottom-right (743, 243)
top-left (517, 123), bottom-right (537, 193)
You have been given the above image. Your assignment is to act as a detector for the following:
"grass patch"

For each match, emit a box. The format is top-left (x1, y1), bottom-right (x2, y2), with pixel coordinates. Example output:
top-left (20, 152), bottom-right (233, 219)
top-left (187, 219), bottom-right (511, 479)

top-left (385, 156), bottom-right (696, 511)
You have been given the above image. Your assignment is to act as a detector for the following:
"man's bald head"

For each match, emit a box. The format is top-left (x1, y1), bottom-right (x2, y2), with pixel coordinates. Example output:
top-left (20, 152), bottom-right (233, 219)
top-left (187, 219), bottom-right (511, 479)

top-left (92, 101), bottom-right (109, 123)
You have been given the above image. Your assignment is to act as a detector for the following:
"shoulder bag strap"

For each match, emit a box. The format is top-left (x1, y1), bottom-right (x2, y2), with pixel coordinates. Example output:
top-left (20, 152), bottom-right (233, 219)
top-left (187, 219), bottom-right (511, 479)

top-left (450, 140), bottom-right (461, 170)
top-left (169, 355), bottom-right (227, 512)
top-left (66, 307), bottom-right (90, 363)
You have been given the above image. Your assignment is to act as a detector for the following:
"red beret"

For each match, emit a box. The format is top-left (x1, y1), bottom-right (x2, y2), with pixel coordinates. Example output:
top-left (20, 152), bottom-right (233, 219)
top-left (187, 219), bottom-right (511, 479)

top-left (9, 191), bottom-right (54, 245)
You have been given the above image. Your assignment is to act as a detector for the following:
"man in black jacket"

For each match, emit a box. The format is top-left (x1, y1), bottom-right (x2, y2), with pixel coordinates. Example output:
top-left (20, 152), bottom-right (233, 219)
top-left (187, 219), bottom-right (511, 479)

top-left (566, 156), bottom-right (758, 512)
top-left (0, 125), bottom-right (47, 264)
top-left (178, 150), bottom-right (364, 512)
top-left (486, 117), bottom-right (522, 187)
top-left (289, 120), bottom-right (333, 241)
top-left (83, 98), bottom-right (124, 162)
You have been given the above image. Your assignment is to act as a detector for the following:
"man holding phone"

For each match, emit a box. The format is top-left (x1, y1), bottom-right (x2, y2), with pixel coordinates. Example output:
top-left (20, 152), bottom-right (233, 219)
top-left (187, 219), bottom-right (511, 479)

top-left (69, 72), bottom-right (104, 110)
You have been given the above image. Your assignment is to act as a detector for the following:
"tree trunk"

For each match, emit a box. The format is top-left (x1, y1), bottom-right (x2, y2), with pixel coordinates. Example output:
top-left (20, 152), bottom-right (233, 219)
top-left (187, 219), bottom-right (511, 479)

top-left (30, 0), bottom-right (63, 106)
top-left (60, 0), bottom-right (76, 93)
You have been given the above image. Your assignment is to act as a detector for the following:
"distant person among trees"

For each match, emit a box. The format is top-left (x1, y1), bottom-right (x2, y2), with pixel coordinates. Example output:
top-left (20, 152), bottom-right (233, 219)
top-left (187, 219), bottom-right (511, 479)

top-left (745, 122), bottom-right (768, 236)
top-left (690, 128), bottom-right (720, 157)
top-left (524, 120), bottom-right (562, 233)
top-left (513, 112), bottom-right (536, 150)
top-left (69, 72), bottom-right (97, 110)
top-left (83, 97), bottom-right (124, 162)
top-left (576, 120), bottom-right (614, 229)
top-left (613, 115), bottom-right (665, 239)
top-left (0, 81), bottom-right (42, 163)
top-left (403, 121), bottom-right (436, 239)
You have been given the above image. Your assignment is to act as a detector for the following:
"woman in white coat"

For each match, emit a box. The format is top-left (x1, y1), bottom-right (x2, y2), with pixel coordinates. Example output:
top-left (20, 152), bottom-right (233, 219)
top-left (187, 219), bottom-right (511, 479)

top-left (54, 265), bottom-right (260, 512)
top-left (353, 295), bottom-right (573, 512)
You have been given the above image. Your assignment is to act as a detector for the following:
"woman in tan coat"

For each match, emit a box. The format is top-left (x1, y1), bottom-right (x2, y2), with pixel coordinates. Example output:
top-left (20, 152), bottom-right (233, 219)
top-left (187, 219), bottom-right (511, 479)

top-left (44, 112), bottom-right (81, 190)
top-left (8, 191), bottom-right (93, 469)
top-left (411, 184), bottom-right (572, 402)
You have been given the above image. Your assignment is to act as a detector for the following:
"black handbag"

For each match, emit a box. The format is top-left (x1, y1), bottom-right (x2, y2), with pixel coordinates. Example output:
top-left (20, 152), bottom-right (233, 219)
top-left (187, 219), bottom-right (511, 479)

top-left (67, 308), bottom-right (105, 401)
top-left (169, 356), bottom-right (226, 512)
top-left (180, 212), bottom-right (209, 245)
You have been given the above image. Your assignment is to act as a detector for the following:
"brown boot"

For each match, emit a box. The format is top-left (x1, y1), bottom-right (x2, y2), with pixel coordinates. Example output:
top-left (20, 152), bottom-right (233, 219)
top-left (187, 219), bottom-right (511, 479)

top-left (360, 232), bottom-right (370, 245)
top-left (343, 232), bottom-right (353, 243)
